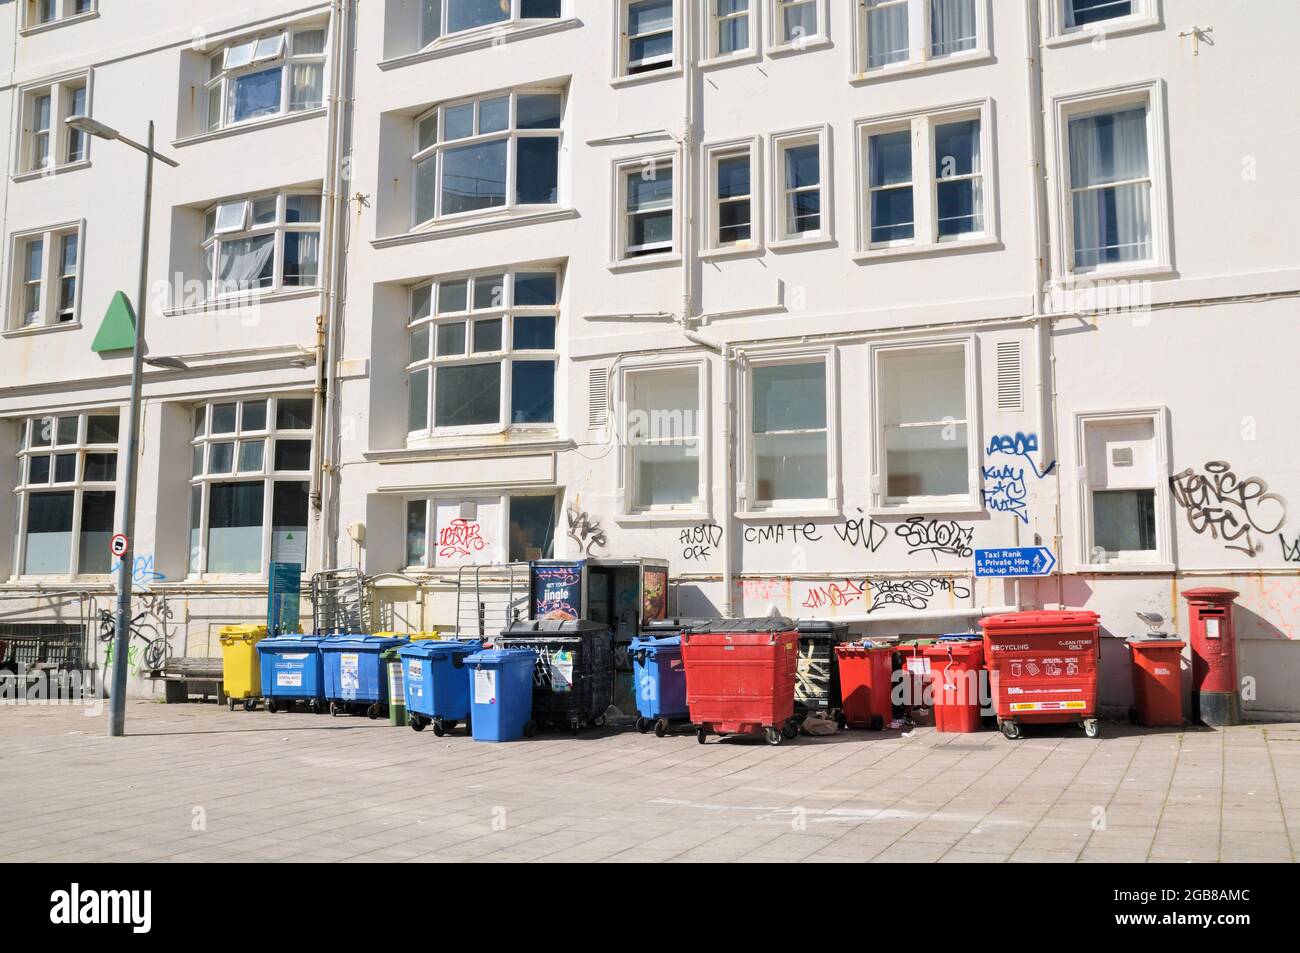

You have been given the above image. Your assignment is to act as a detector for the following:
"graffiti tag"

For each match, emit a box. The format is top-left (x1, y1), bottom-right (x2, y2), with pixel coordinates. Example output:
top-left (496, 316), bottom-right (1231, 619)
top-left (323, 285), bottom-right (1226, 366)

top-left (833, 517), bottom-right (888, 553)
top-left (1169, 461), bottom-right (1287, 557)
top-left (438, 519), bottom-right (487, 559)
top-left (869, 578), bottom-right (972, 614)
top-left (986, 432), bottom-right (1056, 479)
top-left (1280, 534), bottom-right (1300, 563)
top-left (680, 523), bottom-right (724, 561)
top-left (800, 579), bottom-right (869, 610)
top-left (895, 517), bottom-right (974, 559)
top-left (981, 464), bottom-right (1029, 524)
top-left (565, 505), bottom-right (607, 556)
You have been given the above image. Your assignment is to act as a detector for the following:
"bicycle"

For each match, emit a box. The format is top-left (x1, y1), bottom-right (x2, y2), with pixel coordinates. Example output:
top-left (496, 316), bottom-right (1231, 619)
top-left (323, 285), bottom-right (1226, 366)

top-left (98, 609), bottom-right (172, 672)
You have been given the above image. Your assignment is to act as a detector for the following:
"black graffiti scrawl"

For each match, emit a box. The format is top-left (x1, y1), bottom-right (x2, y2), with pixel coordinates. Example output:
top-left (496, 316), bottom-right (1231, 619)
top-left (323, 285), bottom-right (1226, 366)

top-left (1169, 460), bottom-right (1287, 557)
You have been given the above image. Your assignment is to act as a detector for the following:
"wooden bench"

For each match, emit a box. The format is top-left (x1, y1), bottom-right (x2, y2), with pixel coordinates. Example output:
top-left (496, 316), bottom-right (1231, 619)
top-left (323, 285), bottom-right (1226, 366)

top-left (154, 657), bottom-right (225, 704)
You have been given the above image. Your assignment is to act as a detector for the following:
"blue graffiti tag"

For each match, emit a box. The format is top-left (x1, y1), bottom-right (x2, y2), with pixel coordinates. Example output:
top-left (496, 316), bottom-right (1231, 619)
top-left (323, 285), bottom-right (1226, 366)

top-left (985, 432), bottom-right (1056, 479)
top-left (981, 464), bottom-right (1030, 524)
top-left (109, 554), bottom-right (167, 588)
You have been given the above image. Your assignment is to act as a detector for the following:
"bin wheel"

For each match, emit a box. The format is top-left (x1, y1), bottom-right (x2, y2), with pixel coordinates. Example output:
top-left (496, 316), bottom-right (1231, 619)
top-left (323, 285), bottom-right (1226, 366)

top-left (409, 715), bottom-right (427, 732)
top-left (242, 698), bottom-right (257, 713)
top-left (1127, 706), bottom-right (1138, 725)
top-left (870, 715), bottom-right (885, 732)
top-left (227, 697), bottom-right (237, 712)
top-left (696, 727), bottom-right (708, 745)
top-left (367, 703), bottom-right (383, 720)
top-left (465, 713), bottom-right (472, 736)
top-left (308, 699), bottom-right (323, 715)
top-left (764, 727), bottom-right (783, 746)
top-left (432, 718), bottom-right (447, 737)
top-left (266, 699), bottom-right (279, 714)
top-left (593, 714), bottom-right (606, 728)
top-left (835, 711), bottom-right (847, 730)
top-left (635, 717), bottom-right (649, 734)
top-left (445, 720), bottom-right (459, 732)
top-left (329, 701), bottom-right (341, 717)
top-left (1083, 718), bottom-right (1100, 739)
top-left (781, 720), bottom-right (800, 740)
top-left (1000, 719), bottom-right (1022, 740)
top-left (655, 718), bottom-right (670, 739)
top-left (523, 720), bottom-right (537, 739)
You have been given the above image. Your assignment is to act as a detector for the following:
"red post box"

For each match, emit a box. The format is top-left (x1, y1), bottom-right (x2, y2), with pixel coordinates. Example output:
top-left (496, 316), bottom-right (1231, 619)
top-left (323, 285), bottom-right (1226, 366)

top-left (1181, 587), bottom-right (1241, 726)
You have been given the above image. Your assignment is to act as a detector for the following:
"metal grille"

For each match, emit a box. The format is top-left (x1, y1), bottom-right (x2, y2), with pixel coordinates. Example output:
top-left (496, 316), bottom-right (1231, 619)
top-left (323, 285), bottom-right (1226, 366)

top-left (454, 564), bottom-right (529, 640)
top-left (996, 341), bottom-right (1024, 411)
top-left (0, 623), bottom-right (88, 671)
top-left (311, 569), bottom-right (372, 635)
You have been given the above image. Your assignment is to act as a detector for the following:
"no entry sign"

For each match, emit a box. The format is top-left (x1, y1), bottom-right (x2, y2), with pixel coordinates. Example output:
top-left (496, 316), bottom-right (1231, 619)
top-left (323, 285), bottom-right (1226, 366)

top-left (110, 534), bottom-right (129, 559)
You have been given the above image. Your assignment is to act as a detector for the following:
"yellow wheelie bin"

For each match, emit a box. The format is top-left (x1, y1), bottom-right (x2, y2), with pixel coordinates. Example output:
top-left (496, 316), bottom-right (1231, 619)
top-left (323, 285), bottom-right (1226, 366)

top-left (219, 625), bottom-right (271, 712)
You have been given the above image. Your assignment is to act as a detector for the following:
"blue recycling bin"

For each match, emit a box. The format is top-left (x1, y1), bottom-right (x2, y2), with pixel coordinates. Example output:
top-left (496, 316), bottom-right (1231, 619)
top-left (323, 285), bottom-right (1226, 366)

top-left (630, 635), bottom-right (689, 737)
top-left (399, 639), bottom-right (481, 736)
top-left (257, 634), bottom-right (330, 713)
top-left (463, 649), bottom-right (537, 743)
top-left (320, 634), bottom-right (409, 718)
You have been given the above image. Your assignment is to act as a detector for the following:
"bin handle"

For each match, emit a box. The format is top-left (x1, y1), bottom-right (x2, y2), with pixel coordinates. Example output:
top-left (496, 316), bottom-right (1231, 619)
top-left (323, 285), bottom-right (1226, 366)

top-left (452, 655), bottom-right (466, 669)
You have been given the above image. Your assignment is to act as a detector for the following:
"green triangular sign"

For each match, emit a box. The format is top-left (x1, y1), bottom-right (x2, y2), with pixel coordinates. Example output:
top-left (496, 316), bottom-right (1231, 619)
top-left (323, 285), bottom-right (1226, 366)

top-left (92, 292), bottom-right (137, 353)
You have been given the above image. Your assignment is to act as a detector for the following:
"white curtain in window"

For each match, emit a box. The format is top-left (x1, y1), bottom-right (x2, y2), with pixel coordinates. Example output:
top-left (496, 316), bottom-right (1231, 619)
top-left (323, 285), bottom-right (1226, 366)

top-left (931, 0), bottom-right (977, 55)
top-left (290, 63), bottom-right (323, 111)
top-left (217, 235), bottom-right (275, 290)
top-left (1069, 108), bottom-right (1151, 267)
top-left (866, 1), bottom-right (909, 67)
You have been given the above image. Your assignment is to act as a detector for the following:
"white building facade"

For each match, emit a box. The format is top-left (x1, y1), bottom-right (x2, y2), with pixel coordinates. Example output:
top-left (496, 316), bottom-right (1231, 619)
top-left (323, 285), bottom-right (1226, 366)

top-left (3, 1), bottom-right (1299, 717)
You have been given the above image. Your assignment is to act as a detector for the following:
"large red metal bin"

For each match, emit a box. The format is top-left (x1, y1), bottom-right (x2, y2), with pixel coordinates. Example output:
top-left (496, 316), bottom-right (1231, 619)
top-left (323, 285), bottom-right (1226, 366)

top-left (979, 610), bottom-right (1101, 740)
top-left (681, 618), bottom-right (799, 746)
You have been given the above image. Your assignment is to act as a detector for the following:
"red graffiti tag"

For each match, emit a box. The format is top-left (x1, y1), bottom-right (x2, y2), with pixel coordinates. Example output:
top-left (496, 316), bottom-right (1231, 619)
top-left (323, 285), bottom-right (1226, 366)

top-left (438, 519), bottom-right (487, 558)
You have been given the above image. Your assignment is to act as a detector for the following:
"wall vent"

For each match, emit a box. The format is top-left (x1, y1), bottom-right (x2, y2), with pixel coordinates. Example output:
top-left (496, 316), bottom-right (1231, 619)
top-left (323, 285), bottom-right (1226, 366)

top-left (995, 341), bottom-right (1024, 411)
top-left (588, 367), bottom-right (609, 429)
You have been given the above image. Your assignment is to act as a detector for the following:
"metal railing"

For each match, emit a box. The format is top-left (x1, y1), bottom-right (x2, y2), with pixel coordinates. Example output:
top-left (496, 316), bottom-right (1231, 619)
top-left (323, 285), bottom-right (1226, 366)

top-left (455, 563), bottom-right (529, 640)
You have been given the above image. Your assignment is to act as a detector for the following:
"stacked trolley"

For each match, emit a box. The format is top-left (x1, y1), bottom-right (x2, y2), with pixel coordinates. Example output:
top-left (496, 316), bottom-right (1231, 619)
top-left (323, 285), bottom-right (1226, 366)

top-left (496, 619), bottom-right (613, 733)
top-left (681, 617), bottom-right (801, 746)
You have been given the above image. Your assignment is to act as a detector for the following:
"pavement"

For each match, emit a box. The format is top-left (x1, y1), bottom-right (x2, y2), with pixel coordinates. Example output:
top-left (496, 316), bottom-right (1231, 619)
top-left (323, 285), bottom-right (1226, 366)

top-left (1, 701), bottom-right (1297, 863)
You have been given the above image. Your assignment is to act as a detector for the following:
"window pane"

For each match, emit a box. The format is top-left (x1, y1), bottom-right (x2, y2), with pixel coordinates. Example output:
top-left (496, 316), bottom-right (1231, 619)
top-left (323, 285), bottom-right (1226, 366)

top-left (473, 318), bottom-right (503, 352)
top-left (866, 1), bottom-right (909, 66)
top-left (282, 231), bottom-right (320, 286)
top-left (438, 279), bottom-right (468, 313)
top-left (290, 62), bottom-right (324, 111)
top-left (217, 234), bottom-right (276, 290)
top-left (293, 29), bottom-right (327, 55)
top-left (56, 416), bottom-right (78, 445)
top-left (755, 431), bottom-right (828, 501)
top-left (54, 454), bottom-right (77, 483)
top-left (513, 315), bottom-right (556, 350)
top-left (212, 403), bottom-right (238, 434)
top-left (436, 322), bottom-right (467, 356)
top-left (417, 114), bottom-right (438, 152)
top-left (29, 455), bottom-right (51, 484)
top-left (274, 439), bottom-right (312, 468)
top-left (229, 67), bottom-right (283, 124)
top-left (753, 363), bottom-right (826, 432)
top-left (192, 444), bottom-right (205, 476)
top-left (442, 139), bottom-right (507, 214)
top-left (435, 363), bottom-right (501, 426)
top-left (870, 130), bottom-right (911, 186)
top-left (938, 179), bottom-right (982, 237)
top-left (252, 196), bottom-right (278, 226)
top-left (410, 325), bottom-right (430, 363)
top-left (782, 0), bottom-right (818, 42)
top-left (509, 495), bottom-right (556, 562)
top-left (872, 187), bottom-right (914, 243)
top-left (511, 360), bottom-right (555, 423)
top-left (207, 482), bottom-right (265, 574)
top-left (286, 195), bottom-right (322, 223)
top-left (214, 200), bottom-right (248, 233)
top-left (421, 0), bottom-right (442, 45)
top-left (409, 368), bottom-right (430, 431)
top-left (78, 490), bottom-right (116, 575)
top-left (1069, 108), bottom-right (1149, 188)
top-left (1072, 181), bottom-right (1152, 268)
top-left (414, 154), bottom-right (438, 223)
top-left (473, 274), bottom-right (506, 310)
top-left (882, 349), bottom-right (966, 424)
top-left (628, 165), bottom-right (674, 210)
top-left (447, 0), bottom-right (509, 33)
top-left (479, 96), bottom-right (509, 134)
top-left (238, 440), bottom-right (265, 472)
top-left (521, 0), bottom-right (562, 17)
top-left (630, 209), bottom-right (674, 250)
top-left (412, 284), bottom-right (433, 319)
top-left (718, 199), bottom-right (751, 243)
top-left (209, 442), bottom-right (235, 475)
top-left (931, 0), bottom-right (977, 56)
top-left (1093, 489), bottom-right (1156, 553)
top-left (515, 137), bottom-right (559, 205)
top-left (406, 500), bottom-right (428, 566)
top-left (885, 423), bottom-right (968, 498)
top-left (188, 485), bottom-right (202, 575)
top-left (87, 415), bottom-right (119, 444)
top-left (84, 453), bottom-right (117, 482)
top-left (444, 102), bottom-right (474, 141)
top-left (242, 400), bottom-right (268, 431)
top-left (1068, 0), bottom-right (1132, 28)
top-left (517, 93), bottom-right (562, 130)
top-left (718, 155), bottom-right (750, 199)
top-left (224, 40), bottom-right (257, 70)
top-left (784, 144), bottom-right (820, 189)
top-left (935, 120), bottom-right (980, 177)
top-left (276, 398), bottom-right (314, 430)
top-left (271, 481), bottom-right (309, 565)
top-left (31, 418), bottom-right (53, 447)
top-left (634, 444), bottom-right (699, 508)
top-left (24, 491), bottom-right (74, 574)
top-left (514, 271), bottom-right (557, 306)
top-left (629, 0), bottom-right (674, 35)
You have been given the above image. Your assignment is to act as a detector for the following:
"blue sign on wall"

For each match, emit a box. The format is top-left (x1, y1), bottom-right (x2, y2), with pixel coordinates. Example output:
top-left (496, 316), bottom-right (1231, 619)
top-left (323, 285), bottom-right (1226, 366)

top-left (268, 562), bottom-right (302, 633)
top-left (974, 547), bottom-right (1057, 578)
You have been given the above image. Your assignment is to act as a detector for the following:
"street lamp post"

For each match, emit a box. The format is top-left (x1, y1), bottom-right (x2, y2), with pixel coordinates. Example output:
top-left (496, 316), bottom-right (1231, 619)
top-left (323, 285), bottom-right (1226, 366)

top-left (67, 117), bottom-right (179, 738)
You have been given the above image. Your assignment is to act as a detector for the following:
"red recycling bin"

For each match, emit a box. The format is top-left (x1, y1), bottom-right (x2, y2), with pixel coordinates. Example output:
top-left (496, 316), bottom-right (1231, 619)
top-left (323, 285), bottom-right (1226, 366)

top-left (681, 618), bottom-right (799, 746)
top-left (896, 641), bottom-right (935, 710)
top-left (1126, 637), bottom-right (1185, 727)
top-left (980, 610), bottom-right (1101, 740)
top-left (835, 643), bottom-right (895, 730)
top-left (922, 640), bottom-right (985, 733)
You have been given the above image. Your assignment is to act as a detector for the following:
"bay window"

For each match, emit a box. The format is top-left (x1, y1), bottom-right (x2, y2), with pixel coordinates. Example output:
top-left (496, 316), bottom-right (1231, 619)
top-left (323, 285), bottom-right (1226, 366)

top-left (201, 189), bottom-right (322, 297)
top-left (205, 26), bottom-right (326, 132)
top-left (623, 367), bottom-right (703, 512)
top-left (188, 397), bottom-right (313, 576)
top-left (412, 88), bottom-right (562, 227)
top-left (420, 0), bottom-right (563, 47)
top-left (15, 412), bottom-right (119, 577)
top-left (407, 269), bottom-right (560, 436)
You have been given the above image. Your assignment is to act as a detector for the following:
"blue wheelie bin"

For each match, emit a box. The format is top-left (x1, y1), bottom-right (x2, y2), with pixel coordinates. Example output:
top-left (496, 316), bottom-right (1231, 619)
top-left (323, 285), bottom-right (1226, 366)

top-left (257, 634), bottom-right (331, 714)
top-left (399, 639), bottom-right (481, 736)
top-left (320, 634), bottom-right (409, 719)
top-left (630, 635), bottom-right (689, 737)
top-left (463, 648), bottom-right (538, 743)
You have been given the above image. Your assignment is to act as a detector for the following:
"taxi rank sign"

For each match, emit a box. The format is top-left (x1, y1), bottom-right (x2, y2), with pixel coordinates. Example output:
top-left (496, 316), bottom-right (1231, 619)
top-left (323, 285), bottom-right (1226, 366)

top-left (974, 547), bottom-right (1057, 578)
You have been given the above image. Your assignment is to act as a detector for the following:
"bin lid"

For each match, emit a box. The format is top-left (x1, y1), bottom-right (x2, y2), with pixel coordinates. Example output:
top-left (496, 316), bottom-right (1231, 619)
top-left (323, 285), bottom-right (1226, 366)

top-left (641, 618), bottom-right (715, 631)
top-left (464, 648), bottom-right (537, 667)
top-left (258, 634), bottom-right (328, 649)
top-left (630, 634), bottom-right (681, 651)
top-left (980, 610), bottom-right (1100, 632)
top-left (688, 617), bottom-right (795, 633)
top-left (937, 633), bottom-right (981, 642)
top-left (503, 619), bottom-right (611, 636)
top-left (1126, 636), bottom-right (1186, 647)
top-left (795, 619), bottom-right (850, 636)
top-left (923, 640), bottom-right (984, 658)
top-left (399, 639), bottom-right (482, 660)
top-left (319, 635), bottom-right (409, 651)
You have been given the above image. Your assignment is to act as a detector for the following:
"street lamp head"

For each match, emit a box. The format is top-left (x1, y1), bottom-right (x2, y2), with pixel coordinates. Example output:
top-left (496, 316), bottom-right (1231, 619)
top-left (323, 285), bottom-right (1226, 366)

top-left (65, 116), bottom-right (120, 141)
top-left (144, 356), bottom-right (188, 371)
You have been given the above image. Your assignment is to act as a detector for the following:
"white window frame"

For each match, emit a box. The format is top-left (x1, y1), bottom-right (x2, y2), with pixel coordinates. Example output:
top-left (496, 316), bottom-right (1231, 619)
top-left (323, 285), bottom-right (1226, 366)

top-left (16, 72), bottom-right (93, 176)
top-left (187, 395), bottom-right (315, 581)
top-left (614, 0), bottom-right (682, 82)
top-left (406, 267), bottom-right (562, 440)
top-left (6, 221), bottom-right (84, 332)
top-left (200, 189), bottom-right (323, 300)
top-left (703, 137), bottom-right (763, 257)
top-left (852, 0), bottom-right (990, 81)
top-left (404, 492), bottom-right (559, 569)
top-left (204, 25), bottom-right (328, 133)
top-left (420, 0), bottom-right (566, 49)
top-left (769, 125), bottom-right (832, 248)
top-left (1052, 80), bottom-right (1171, 284)
top-left (617, 361), bottom-right (711, 520)
top-left (411, 85), bottom-right (565, 229)
top-left (12, 410), bottom-right (120, 580)
top-left (1045, 0), bottom-right (1161, 46)
top-left (611, 152), bottom-right (679, 267)
top-left (767, 0), bottom-right (829, 54)
top-left (20, 0), bottom-right (97, 33)
top-left (854, 99), bottom-right (997, 259)
top-left (868, 336), bottom-right (981, 514)
top-left (739, 348), bottom-right (838, 516)
top-left (701, 0), bottom-right (759, 65)
top-left (1072, 406), bottom-right (1173, 571)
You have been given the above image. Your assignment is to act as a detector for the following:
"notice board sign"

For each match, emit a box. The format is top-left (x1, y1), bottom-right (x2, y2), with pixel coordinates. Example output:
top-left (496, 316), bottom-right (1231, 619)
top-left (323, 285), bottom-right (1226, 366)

top-left (268, 562), bottom-right (303, 634)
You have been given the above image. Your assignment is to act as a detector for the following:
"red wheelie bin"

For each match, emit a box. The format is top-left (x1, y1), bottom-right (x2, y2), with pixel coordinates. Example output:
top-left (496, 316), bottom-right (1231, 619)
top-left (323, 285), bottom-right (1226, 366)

top-left (681, 617), bottom-right (800, 746)
top-left (835, 642), bottom-right (895, 730)
top-left (1126, 636), bottom-right (1185, 727)
top-left (922, 637), bottom-right (985, 733)
top-left (980, 610), bottom-right (1101, 740)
